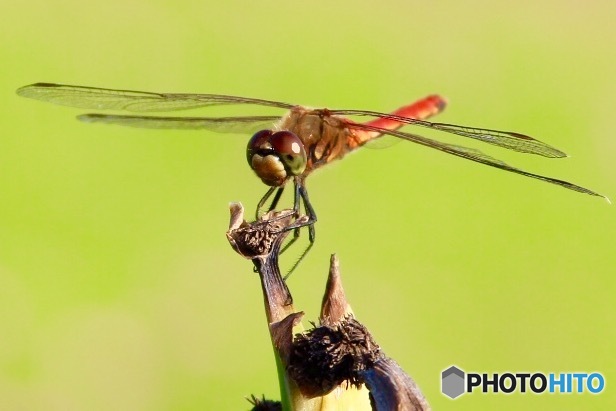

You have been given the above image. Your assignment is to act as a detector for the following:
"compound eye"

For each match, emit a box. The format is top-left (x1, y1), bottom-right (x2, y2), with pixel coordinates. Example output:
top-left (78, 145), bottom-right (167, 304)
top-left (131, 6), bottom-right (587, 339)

top-left (270, 131), bottom-right (307, 176)
top-left (246, 129), bottom-right (273, 165)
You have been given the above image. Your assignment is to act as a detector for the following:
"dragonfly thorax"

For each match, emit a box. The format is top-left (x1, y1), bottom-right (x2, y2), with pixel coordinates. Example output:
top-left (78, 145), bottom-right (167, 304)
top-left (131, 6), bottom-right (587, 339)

top-left (276, 107), bottom-right (355, 174)
top-left (246, 129), bottom-right (307, 186)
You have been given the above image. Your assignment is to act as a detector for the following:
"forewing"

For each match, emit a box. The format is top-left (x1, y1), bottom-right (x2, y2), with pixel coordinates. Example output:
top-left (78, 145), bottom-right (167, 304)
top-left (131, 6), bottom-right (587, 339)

top-left (332, 109), bottom-right (566, 158)
top-left (17, 83), bottom-right (294, 112)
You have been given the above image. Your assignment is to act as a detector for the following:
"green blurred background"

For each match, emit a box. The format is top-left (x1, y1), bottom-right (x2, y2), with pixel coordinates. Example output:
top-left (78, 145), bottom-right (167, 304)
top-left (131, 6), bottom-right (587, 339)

top-left (1, 0), bottom-right (614, 409)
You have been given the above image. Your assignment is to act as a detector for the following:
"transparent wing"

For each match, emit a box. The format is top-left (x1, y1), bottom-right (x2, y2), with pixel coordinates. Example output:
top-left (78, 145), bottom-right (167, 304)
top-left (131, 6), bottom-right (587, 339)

top-left (333, 109), bottom-right (566, 158)
top-left (350, 123), bottom-right (607, 199)
top-left (17, 82), bottom-right (295, 112)
top-left (363, 136), bottom-right (401, 149)
top-left (78, 114), bottom-right (281, 133)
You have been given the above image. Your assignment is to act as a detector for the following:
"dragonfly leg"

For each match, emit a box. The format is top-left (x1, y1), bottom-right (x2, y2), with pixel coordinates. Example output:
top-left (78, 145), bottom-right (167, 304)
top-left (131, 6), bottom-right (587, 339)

top-left (280, 226), bottom-right (301, 256)
top-left (256, 185), bottom-right (287, 219)
top-left (282, 179), bottom-right (317, 279)
top-left (285, 177), bottom-right (317, 230)
top-left (268, 186), bottom-right (285, 212)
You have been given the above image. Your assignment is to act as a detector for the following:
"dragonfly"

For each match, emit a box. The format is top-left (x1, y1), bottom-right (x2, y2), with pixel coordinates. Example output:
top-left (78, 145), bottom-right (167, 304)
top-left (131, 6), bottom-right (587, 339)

top-left (16, 83), bottom-right (607, 272)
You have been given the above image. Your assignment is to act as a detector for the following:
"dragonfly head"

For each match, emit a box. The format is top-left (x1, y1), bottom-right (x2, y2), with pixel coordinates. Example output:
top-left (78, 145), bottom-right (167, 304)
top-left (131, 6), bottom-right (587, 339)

top-left (247, 129), bottom-right (307, 186)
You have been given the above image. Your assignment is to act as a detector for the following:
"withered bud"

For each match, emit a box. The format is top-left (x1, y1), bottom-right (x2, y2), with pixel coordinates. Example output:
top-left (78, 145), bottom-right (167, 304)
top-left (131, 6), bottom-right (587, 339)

top-left (287, 316), bottom-right (383, 398)
top-left (226, 203), bottom-right (298, 260)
